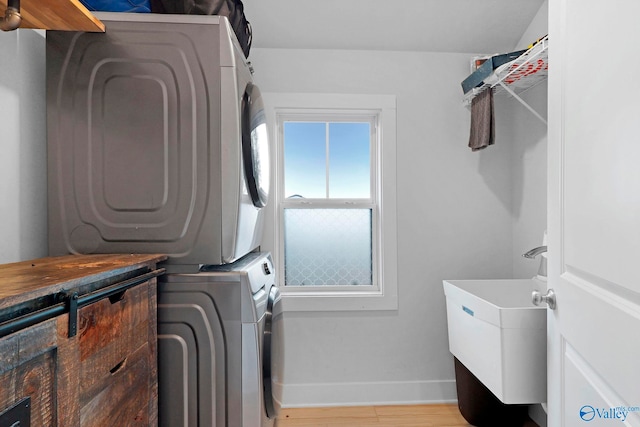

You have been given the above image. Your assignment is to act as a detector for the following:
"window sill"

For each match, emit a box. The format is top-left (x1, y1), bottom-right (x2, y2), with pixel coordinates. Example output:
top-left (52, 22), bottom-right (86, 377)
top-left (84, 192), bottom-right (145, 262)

top-left (280, 289), bottom-right (398, 312)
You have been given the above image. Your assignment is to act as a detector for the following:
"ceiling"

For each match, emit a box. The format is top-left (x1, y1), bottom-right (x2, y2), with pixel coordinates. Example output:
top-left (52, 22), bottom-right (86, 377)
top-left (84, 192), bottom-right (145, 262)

top-left (241, 0), bottom-right (545, 54)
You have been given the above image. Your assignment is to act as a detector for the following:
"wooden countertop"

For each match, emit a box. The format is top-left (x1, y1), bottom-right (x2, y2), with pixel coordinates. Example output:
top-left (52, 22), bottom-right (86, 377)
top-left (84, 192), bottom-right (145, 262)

top-left (0, 254), bottom-right (166, 310)
top-left (1, 0), bottom-right (104, 32)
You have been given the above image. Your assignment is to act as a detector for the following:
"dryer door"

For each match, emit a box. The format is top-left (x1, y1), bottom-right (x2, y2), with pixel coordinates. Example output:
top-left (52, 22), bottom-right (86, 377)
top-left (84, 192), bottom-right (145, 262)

top-left (262, 285), bottom-right (283, 419)
top-left (242, 83), bottom-right (270, 208)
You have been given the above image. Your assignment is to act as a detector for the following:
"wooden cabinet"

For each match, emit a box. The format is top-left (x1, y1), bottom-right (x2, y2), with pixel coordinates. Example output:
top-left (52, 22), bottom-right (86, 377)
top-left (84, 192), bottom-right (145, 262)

top-left (0, 254), bottom-right (165, 426)
top-left (0, 317), bottom-right (58, 425)
top-left (78, 282), bottom-right (157, 426)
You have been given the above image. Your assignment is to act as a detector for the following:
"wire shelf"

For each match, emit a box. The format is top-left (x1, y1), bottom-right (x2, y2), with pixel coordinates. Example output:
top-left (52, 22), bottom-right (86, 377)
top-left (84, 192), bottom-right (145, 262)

top-left (463, 35), bottom-right (549, 106)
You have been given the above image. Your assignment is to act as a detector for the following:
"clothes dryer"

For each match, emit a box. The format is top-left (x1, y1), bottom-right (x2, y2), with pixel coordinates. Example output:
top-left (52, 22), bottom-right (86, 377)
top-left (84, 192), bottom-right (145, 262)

top-left (47, 13), bottom-right (270, 269)
top-left (157, 252), bottom-right (283, 426)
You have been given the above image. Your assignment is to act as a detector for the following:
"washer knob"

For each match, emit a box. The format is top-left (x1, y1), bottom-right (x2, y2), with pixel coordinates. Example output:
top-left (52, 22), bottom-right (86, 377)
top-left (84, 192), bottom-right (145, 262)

top-left (262, 263), bottom-right (271, 275)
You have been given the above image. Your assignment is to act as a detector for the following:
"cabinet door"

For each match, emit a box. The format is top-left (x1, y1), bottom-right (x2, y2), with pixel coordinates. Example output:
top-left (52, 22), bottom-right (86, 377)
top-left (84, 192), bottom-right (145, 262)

top-left (0, 318), bottom-right (59, 426)
top-left (77, 281), bottom-right (158, 427)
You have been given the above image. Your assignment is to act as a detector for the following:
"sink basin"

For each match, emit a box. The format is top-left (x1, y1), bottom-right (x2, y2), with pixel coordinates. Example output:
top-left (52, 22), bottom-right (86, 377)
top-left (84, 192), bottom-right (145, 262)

top-left (443, 279), bottom-right (546, 404)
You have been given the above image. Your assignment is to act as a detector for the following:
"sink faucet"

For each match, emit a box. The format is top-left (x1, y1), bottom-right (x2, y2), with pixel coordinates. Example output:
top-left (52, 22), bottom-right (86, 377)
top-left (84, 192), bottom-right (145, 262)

top-left (523, 246), bottom-right (547, 259)
top-left (523, 246), bottom-right (547, 278)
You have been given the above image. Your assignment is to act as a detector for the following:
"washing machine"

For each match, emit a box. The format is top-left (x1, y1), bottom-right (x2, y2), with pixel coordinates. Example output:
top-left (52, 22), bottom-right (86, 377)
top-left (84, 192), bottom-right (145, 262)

top-left (157, 252), bottom-right (283, 426)
top-left (46, 13), bottom-right (270, 269)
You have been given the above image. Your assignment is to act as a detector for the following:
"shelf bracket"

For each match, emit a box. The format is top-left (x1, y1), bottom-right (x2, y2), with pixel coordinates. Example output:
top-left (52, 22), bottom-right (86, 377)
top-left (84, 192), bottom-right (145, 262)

top-left (496, 81), bottom-right (547, 125)
top-left (0, 0), bottom-right (21, 31)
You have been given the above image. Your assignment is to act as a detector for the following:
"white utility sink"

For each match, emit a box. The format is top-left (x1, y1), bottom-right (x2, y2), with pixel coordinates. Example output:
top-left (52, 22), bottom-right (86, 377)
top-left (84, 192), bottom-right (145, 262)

top-left (443, 279), bottom-right (546, 404)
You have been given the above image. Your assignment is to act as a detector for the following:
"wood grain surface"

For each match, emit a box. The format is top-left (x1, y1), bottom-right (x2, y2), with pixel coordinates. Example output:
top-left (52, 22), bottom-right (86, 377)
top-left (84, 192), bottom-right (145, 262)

top-left (0, 254), bottom-right (166, 310)
top-left (0, 318), bottom-right (59, 426)
top-left (276, 404), bottom-right (473, 427)
top-left (0, 254), bottom-right (162, 426)
top-left (276, 404), bottom-right (542, 427)
top-left (0, 0), bottom-right (104, 32)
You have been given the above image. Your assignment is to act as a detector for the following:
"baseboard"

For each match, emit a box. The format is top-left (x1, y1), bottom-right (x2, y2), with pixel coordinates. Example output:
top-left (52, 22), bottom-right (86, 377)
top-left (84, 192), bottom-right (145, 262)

top-left (282, 379), bottom-right (458, 408)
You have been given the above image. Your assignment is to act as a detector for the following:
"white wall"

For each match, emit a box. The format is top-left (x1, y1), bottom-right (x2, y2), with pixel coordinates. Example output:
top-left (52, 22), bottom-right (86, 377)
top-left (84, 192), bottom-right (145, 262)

top-left (0, 30), bottom-right (48, 264)
top-left (250, 48), bottom-right (515, 405)
top-left (251, 0), bottom-right (549, 408)
top-left (500, 0), bottom-right (549, 279)
top-left (500, 83), bottom-right (547, 279)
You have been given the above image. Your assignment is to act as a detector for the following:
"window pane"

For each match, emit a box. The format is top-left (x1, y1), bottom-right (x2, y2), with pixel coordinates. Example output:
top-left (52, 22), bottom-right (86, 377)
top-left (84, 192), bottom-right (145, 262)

top-left (284, 209), bottom-right (372, 286)
top-left (329, 122), bottom-right (371, 198)
top-left (283, 122), bottom-right (326, 198)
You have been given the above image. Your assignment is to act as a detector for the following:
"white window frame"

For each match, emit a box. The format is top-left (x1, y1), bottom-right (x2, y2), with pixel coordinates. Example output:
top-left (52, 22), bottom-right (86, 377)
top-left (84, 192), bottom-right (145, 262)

top-left (263, 93), bottom-right (397, 312)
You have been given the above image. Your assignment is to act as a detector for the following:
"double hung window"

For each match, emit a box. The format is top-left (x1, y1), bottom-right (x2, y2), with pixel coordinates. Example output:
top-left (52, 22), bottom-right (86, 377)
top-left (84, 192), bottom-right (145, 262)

top-left (265, 94), bottom-right (397, 311)
top-left (282, 117), bottom-right (377, 289)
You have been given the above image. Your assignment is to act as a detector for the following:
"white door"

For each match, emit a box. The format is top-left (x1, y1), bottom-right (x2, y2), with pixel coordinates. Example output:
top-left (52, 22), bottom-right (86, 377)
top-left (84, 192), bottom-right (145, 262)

top-left (548, 1), bottom-right (640, 425)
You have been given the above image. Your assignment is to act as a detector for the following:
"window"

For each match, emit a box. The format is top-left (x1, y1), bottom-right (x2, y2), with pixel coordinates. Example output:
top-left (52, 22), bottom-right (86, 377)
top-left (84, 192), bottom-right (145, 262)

top-left (282, 119), bottom-right (375, 288)
top-left (264, 94), bottom-right (397, 311)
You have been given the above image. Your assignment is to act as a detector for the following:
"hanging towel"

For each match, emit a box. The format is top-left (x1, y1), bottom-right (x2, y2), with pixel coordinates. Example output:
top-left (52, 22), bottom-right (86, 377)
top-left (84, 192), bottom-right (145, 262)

top-left (468, 88), bottom-right (495, 151)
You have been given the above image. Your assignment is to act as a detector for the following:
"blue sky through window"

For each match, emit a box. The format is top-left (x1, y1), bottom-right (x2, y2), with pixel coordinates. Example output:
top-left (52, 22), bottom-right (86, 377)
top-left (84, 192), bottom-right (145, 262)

top-left (284, 121), bottom-right (370, 199)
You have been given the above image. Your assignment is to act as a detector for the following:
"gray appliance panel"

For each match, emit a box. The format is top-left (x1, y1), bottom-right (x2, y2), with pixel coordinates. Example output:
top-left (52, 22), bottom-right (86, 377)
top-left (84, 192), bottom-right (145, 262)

top-left (47, 15), bottom-right (262, 266)
top-left (158, 289), bottom-right (229, 427)
top-left (158, 252), bottom-right (280, 427)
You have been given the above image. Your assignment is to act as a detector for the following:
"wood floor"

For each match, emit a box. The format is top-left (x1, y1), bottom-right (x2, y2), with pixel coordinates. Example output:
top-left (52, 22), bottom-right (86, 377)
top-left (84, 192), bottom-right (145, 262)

top-left (275, 404), bottom-right (473, 427)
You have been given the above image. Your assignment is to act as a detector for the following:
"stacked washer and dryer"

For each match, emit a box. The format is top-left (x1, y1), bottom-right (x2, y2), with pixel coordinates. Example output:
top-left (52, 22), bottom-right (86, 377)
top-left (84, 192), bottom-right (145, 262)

top-left (46, 12), bottom-right (283, 427)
